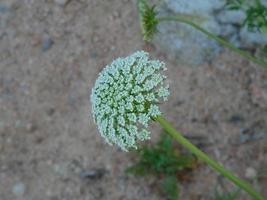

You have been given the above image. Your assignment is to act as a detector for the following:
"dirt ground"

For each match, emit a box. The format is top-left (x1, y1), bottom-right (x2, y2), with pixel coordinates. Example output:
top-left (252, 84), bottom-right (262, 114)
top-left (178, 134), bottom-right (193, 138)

top-left (0, 0), bottom-right (267, 200)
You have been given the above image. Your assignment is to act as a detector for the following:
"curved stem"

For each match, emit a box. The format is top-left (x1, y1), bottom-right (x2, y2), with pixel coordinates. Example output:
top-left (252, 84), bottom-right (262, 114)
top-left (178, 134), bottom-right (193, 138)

top-left (155, 115), bottom-right (265, 200)
top-left (157, 16), bottom-right (267, 69)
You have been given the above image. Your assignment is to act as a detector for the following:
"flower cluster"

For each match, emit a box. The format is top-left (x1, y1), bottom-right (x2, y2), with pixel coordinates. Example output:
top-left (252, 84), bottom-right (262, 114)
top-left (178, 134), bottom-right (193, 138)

top-left (90, 51), bottom-right (169, 151)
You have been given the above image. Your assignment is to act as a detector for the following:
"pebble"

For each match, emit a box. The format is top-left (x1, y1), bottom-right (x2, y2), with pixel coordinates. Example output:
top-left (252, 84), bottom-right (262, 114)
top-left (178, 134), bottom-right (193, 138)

top-left (110, 46), bottom-right (115, 51)
top-left (229, 115), bottom-right (244, 124)
top-left (26, 123), bottom-right (37, 132)
top-left (15, 120), bottom-right (22, 128)
top-left (216, 10), bottom-right (245, 25)
top-left (112, 11), bottom-right (120, 19)
top-left (54, 0), bottom-right (68, 6)
top-left (90, 52), bottom-right (98, 59)
top-left (46, 107), bottom-right (55, 116)
top-left (79, 169), bottom-right (106, 179)
top-left (12, 182), bottom-right (25, 196)
top-left (92, 36), bottom-right (99, 43)
top-left (245, 167), bottom-right (257, 179)
top-left (42, 37), bottom-right (54, 51)
top-left (0, 4), bottom-right (9, 13)
top-left (31, 34), bottom-right (42, 46)
top-left (53, 163), bottom-right (67, 176)
top-left (239, 133), bottom-right (250, 143)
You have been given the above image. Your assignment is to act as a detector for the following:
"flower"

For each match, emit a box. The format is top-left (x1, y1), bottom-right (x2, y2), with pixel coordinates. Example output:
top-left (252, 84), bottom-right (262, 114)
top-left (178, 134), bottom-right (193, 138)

top-left (90, 51), bottom-right (169, 151)
top-left (138, 0), bottom-right (159, 42)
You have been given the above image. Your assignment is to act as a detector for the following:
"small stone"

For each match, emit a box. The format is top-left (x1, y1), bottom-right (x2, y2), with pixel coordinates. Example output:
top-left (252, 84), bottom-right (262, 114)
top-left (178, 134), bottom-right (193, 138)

top-left (46, 159), bottom-right (53, 166)
top-left (42, 37), bottom-right (54, 51)
top-left (216, 10), bottom-right (245, 24)
top-left (54, 0), bottom-right (68, 6)
top-left (79, 169), bottom-right (106, 179)
top-left (240, 27), bottom-right (267, 46)
top-left (245, 167), bottom-right (257, 179)
top-left (229, 115), bottom-right (244, 123)
top-left (220, 24), bottom-right (237, 37)
top-left (0, 3), bottom-right (9, 13)
top-left (53, 163), bottom-right (67, 176)
top-left (46, 107), bottom-right (55, 116)
top-left (46, 189), bottom-right (52, 197)
top-left (7, 137), bottom-right (12, 143)
top-left (92, 36), bottom-right (99, 43)
top-left (31, 34), bottom-right (42, 46)
top-left (90, 52), bottom-right (98, 59)
top-left (239, 133), bottom-right (250, 143)
top-left (26, 123), bottom-right (37, 132)
top-left (12, 182), bottom-right (25, 196)
top-left (112, 11), bottom-right (120, 18)
top-left (15, 120), bottom-right (22, 128)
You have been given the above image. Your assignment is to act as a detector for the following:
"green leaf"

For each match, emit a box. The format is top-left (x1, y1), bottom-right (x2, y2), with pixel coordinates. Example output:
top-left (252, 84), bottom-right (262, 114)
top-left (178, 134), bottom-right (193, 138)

top-left (175, 155), bottom-right (195, 169)
top-left (161, 176), bottom-right (179, 200)
top-left (226, 0), bottom-right (267, 33)
top-left (126, 133), bottom-right (197, 176)
top-left (125, 163), bottom-right (147, 176)
top-left (126, 133), bottom-right (197, 199)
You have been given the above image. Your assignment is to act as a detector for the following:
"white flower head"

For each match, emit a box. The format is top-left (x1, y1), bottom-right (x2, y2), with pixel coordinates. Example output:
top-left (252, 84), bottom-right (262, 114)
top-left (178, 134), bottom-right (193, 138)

top-left (90, 51), bottom-right (169, 151)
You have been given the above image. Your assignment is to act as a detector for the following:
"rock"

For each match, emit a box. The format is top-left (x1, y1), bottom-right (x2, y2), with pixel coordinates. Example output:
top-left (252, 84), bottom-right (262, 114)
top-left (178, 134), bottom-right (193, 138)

top-left (54, 0), bottom-right (68, 6)
top-left (15, 120), bottom-right (22, 128)
top-left (151, 0), bottom-right (267, 65)
top-left (26, 123), bottom-right (37, 132)
top-left (0, 3), bottom-right (9, 13)
top-left (239, 133), bottom-right (251, 143)
top-left (245, 167), bottom-right (257, 179)
top-left (154, 0), bottom-right (223, 65)
top-left (229, 115), bottom-right (244, 124)
top-left (42, 37), bottom-right (54, 51)
top-left (79, 168), bottom-right (107, 180)
top-left (12, 182), bottom-right (25, 196)
top-left (46, 107), bottom-right (55, 116)
top-left (219, 24), bottom-right (237, 37)
top-left (155, 18), bottom-right (221, 65)
top-left (90, 52), bottom-right (98, 59)
top-left (240, 27), bottom-right (267, 47)
top-left (260, 0), bottom-right (267, 7)
top-left (164, 0), bottom-right (224, 14)
top-left (53, 163), bottom-right (68, 176)
top-left (216, 10), bottom-right (245, 25)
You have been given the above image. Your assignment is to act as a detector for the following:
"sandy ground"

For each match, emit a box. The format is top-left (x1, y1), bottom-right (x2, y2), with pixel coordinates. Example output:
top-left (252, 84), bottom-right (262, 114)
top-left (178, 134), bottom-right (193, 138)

top-left (0, 0), bottom-right (267, 200)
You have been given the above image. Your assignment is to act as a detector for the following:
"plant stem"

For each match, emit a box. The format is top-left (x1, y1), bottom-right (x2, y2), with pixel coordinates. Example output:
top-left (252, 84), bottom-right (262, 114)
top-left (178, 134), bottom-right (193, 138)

top-left (157, 16), bottom-right (267, 69)
top-left (155, 115), bottom-right (265, 200)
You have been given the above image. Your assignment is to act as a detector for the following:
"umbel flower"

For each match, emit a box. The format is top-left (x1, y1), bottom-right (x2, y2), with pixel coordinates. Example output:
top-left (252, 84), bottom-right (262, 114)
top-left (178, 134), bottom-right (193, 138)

top-left (90, 52), bottom-right (264, 200)
top-left (91, 51), bottom-right (169, 151)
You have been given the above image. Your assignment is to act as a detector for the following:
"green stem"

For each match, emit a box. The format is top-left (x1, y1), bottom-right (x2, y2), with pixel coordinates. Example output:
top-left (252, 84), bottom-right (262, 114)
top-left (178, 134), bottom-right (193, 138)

top-left (157, 16), bottom-right (267, 69)
top-left (155, 115), bottom-right (265, 200)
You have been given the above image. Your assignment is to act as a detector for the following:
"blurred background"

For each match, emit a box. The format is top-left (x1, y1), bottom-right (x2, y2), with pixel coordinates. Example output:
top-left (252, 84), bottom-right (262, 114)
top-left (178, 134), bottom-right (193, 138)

top-left (0, 0), bottom-right (267, 200)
